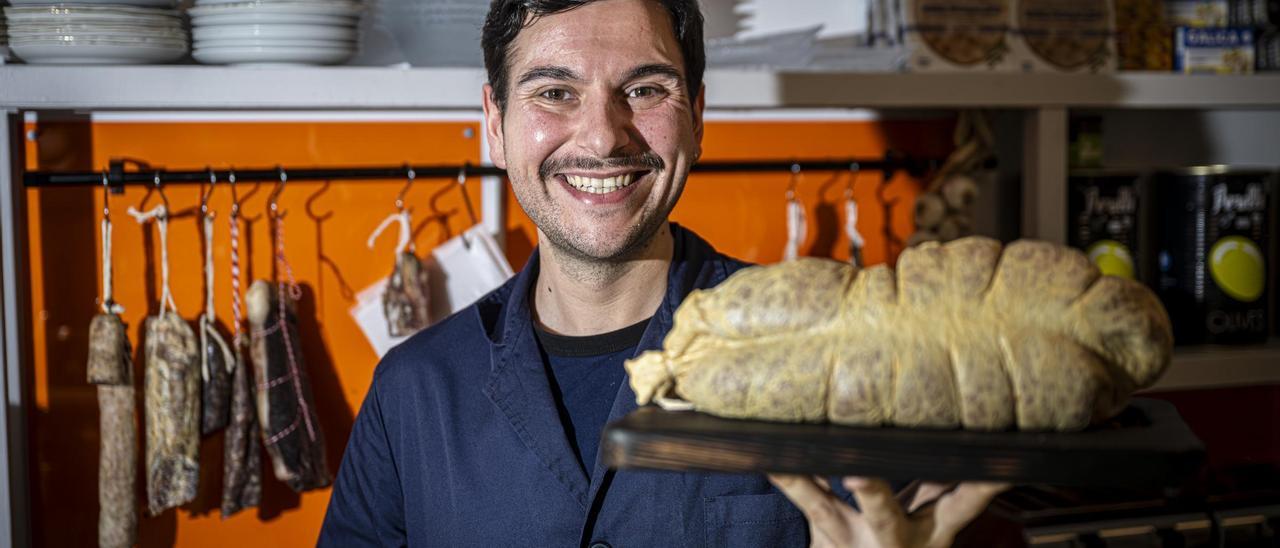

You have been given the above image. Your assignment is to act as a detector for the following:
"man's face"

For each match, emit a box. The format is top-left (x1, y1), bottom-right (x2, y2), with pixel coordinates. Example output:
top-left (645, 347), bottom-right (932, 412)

top-left (483, 0), bottom-right (704, 262)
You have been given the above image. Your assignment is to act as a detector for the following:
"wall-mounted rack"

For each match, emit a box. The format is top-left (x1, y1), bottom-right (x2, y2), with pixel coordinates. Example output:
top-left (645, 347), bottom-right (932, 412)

top-left (21, 157), bottom-right (937, 189)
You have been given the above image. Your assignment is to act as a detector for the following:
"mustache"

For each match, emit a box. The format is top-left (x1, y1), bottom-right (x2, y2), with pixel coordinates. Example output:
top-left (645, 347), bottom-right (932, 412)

top-left (539, 152), bottom-right (665, 181)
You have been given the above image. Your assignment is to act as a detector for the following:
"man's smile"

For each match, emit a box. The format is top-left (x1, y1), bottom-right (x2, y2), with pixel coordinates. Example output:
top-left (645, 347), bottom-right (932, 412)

top-left (558, 169), bottom-right (652, 194)
top-left (555, 170), bottom-right (653, 204)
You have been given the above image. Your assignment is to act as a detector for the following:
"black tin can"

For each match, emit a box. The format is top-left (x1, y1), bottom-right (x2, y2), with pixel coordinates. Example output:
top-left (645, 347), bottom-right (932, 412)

top-left (1154, 166), bottom-right (1273, 345)
top-left (1069, 171), bottom-right (1147, 282)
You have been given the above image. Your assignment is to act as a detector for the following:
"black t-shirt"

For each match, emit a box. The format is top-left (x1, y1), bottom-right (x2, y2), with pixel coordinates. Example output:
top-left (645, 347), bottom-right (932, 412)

top-left (534, 317), bottom-right (650, 477)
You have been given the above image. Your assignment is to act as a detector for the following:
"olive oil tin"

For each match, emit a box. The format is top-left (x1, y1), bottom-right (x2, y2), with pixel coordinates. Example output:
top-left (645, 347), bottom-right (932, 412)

top-left (1153, 166), bottom-right (1273, 344)
top-left (1068, 170), bottom-right (1147, 282)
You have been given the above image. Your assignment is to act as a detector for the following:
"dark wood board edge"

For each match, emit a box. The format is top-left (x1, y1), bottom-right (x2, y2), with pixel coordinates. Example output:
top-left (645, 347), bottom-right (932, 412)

top-left (602, 399), bottom-right (1206, 489)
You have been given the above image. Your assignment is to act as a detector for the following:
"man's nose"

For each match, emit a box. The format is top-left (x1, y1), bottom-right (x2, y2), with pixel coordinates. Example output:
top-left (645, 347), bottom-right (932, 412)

top-left (574, 95), bottom-right (632, 158)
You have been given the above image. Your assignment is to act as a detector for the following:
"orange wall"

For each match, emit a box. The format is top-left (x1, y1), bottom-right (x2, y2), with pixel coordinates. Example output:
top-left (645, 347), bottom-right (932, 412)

top-left (23, 116), bottom-right (951, 547)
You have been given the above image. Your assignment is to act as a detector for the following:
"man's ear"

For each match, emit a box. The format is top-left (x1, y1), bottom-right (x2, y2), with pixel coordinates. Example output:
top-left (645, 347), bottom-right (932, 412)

top-left (482, 83), bottom-right (507, 169)
top-left (692, 84), bottom-right (706, 161)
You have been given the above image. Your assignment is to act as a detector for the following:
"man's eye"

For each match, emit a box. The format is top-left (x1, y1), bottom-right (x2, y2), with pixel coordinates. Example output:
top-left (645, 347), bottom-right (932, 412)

top-left (628, 86), bottom-right (659, 99)
top-left (540, 89), bottom-right (573, 102)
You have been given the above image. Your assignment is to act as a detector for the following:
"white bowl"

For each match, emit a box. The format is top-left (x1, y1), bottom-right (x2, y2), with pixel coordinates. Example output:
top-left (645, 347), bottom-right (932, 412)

top-left (12, 40), bottom-right (186, 63)
top-left (191, 22), bottom-right (355, 41)
top-left (192, 43), bottom-right (352, 65)
top-left (194, 37), bottom-right (352, 48)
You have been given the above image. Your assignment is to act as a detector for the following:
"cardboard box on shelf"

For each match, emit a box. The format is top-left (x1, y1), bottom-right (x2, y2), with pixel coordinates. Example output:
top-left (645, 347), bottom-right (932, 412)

top-left (1174, 26), bottom-right (1256, 73)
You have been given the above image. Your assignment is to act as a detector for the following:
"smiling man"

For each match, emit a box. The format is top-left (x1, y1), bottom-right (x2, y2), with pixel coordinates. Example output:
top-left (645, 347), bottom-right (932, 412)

top-left (318, 1), bottom-right (1002, 546)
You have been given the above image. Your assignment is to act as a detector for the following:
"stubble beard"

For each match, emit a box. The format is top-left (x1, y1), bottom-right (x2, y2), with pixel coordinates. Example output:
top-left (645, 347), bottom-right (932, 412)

top-left (514, 170), bottom-right (681, 284)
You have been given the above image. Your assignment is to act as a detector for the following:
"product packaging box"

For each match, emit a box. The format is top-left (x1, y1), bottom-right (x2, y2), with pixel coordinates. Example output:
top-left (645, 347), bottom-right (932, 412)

top-left (1009, 0), bottom-right (1118, 72)
top-left (1174, 26), bottom-right (1256, 73)
top-left (1165, 0), bottom-right (1230, 26)
top-left (902, 0), bottom-right (1018, 71)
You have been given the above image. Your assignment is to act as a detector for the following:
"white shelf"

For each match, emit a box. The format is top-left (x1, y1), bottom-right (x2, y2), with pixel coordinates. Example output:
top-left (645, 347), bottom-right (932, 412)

top-left (3, 66), bottom-right (1280, 110)
top-left (1142, 342), bottom-right (1280, 392)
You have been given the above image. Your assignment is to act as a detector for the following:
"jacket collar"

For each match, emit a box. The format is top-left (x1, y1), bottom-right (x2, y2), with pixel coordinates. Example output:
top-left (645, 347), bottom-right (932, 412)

top-left (477, 223), bottom-right (729, 349)
top-left (480, 223), bottom-right (736, 509)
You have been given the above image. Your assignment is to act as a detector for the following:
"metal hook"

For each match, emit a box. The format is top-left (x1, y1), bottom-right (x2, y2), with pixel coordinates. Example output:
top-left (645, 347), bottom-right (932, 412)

top-left (786, 162), bottom-right (801, 200)
top-left (396, 164), bottom-right (415, 211)
top-left (228, 167), bottom-right (241, 218)
top-left (101, 171), bottom-right (111, 218)
top-left (268, 166), bottom-right (287, 218)
top-left (845, 161), bottom-right (860, 199)
top-left (154, 171), bottom-right (170, 216)
top-left (201, 167), bottom-right (218, 219)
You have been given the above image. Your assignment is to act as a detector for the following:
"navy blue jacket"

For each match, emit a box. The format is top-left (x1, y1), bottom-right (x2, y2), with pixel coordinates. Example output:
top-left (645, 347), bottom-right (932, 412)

top-left (319, 224), bottom-right (811, 547)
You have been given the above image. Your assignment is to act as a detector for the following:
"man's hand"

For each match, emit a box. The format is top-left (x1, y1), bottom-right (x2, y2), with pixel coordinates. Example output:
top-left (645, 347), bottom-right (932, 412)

top-left (768, 475), bottom-right (1008, 548)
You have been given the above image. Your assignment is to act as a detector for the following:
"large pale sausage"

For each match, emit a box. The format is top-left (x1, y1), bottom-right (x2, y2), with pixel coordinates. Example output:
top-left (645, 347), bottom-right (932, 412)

top-left (626, 237), bottom-right (1173, 432)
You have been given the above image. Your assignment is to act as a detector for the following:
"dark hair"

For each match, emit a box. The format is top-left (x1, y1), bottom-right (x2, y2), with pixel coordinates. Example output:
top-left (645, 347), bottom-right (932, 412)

top-left (482, 0), bottom-right (705, 113)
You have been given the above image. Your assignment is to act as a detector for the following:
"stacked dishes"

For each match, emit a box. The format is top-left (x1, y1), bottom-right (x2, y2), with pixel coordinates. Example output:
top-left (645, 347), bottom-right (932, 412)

top-left (1, 10), bottom-right (9, 62)
top-left (189, 0), bottom-right (362, 66)
top-left (3, 3), bottom-right (187, 64)
top-left (376, 0), bottom-right (485, 66)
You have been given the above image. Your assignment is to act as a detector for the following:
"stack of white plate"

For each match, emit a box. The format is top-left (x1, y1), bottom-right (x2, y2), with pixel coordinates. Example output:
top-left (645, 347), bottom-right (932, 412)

top-left (189, 0), bottom-right (361, 66)
top-left (376, 0), bottom-right (485, 66)
top-left (1, 10), bottom-right (10, 62)
top-left (3, 3), bottom-right (186, 64)
top-left (3, 4), bottom-right (186, 64)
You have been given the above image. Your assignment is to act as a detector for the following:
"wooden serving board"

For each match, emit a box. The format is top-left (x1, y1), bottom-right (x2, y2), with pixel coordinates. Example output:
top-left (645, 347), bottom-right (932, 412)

top-left (601, 398), bottom-right (1204, 489)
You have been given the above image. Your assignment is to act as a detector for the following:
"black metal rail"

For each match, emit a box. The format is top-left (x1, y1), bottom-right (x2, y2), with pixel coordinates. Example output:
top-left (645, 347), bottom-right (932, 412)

top-left (21, 155), bottom-right (937, 189)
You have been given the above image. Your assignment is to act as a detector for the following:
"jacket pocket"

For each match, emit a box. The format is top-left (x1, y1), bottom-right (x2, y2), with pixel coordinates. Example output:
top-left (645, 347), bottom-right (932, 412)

top-left (703, 493), bottom-right (809, 548)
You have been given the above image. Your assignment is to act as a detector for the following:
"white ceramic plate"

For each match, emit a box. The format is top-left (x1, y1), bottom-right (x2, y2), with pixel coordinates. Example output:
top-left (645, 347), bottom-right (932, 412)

top-left (12, 40), bottom-right (186, 63)
top-left (194, 37), bottom-right (352, 48)
top-left (4, 5), bottom-right (181, 18)
top-left (9, 35), bottom-right (187, 47)
top-left (195, 0), bottom-right (352, 5)
top-left (190, 12), bottom-right (356, 25)
top-left (193, 44), bottom-right (351, 65)
top-left (4, 15), bottom-right (178, 26)
top-left (191, 22), bottom-right (355, 41)
top-left (4, 7), bottom-right (180, 25)
top-left (9, 26), bottom-right (186, 39)
top-left (10, 21), bottom-right (184, 32)
top-left (9, 0), bottom-right (175, 6)
top-left (188, 1), bottom-right (361, 17)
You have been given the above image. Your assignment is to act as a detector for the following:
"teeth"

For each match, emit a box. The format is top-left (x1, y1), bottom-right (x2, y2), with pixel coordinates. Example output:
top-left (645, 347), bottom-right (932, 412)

top-left (565, 173), bottom-right (636, 194)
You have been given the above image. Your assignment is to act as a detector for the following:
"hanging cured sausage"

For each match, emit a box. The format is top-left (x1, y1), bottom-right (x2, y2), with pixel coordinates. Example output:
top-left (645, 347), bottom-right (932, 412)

top-left (89, 184), bottom-right (137, 548)
top-left (221, 180), bottom-right (261, 516)
top-left (128, 200), bottom-right (201, 516)
top-left (199, 211), bottom-right (234, 436)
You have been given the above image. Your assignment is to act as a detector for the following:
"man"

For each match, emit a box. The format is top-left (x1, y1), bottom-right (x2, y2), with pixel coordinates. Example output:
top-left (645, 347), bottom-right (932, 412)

top-left (319, 1), bottom-right (1005, 546)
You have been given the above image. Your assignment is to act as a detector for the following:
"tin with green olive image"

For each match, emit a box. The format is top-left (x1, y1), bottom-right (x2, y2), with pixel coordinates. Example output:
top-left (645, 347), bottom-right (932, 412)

top-left (1153, 167), bottom-right (1272, 345)
top-left (1068, 171), bottom-right (1146, 282)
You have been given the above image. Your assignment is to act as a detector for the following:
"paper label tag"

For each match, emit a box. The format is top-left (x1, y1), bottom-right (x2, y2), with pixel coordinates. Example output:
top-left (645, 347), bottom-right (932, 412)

top-left (351, 225), bottom-right (515, 358)
top-left (351, 278), bottom-right (410, 358)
